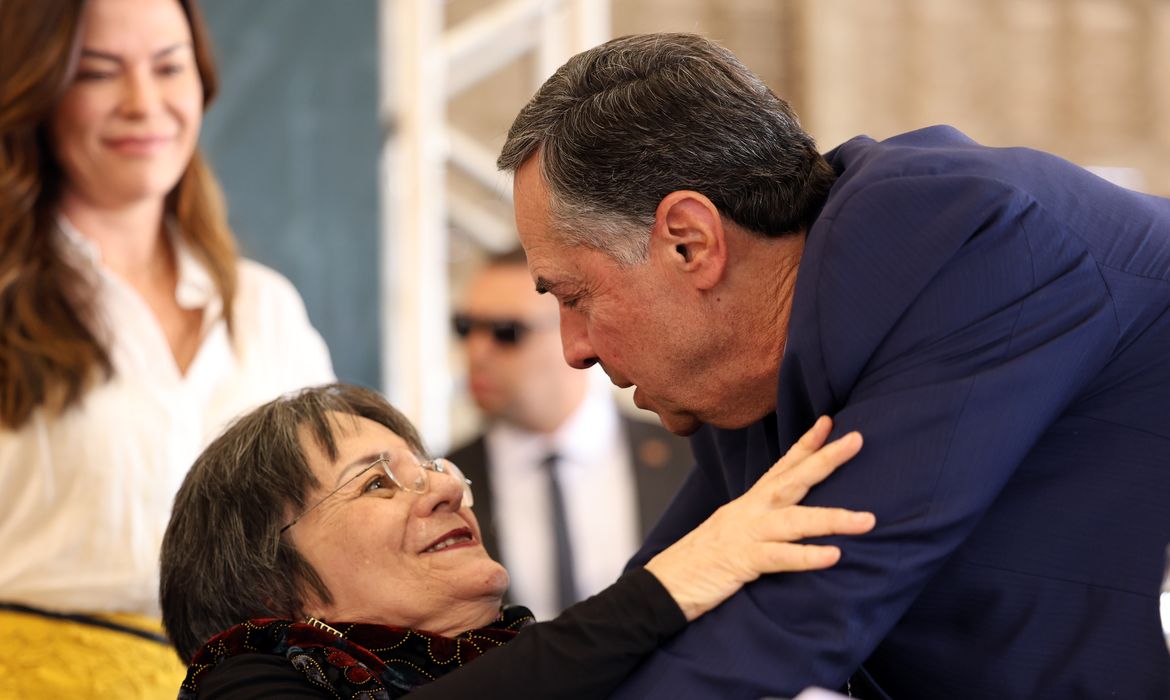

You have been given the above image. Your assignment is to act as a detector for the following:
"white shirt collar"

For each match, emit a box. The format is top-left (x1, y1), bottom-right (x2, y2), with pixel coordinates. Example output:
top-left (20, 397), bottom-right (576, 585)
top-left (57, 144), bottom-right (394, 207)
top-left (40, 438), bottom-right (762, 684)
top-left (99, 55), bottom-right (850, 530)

top-left (172, 233), bottom-right (217, 312)
top-left (56, 213), bottom-right (220, 315)
top-left (54, 214), bottom-right (102, 269)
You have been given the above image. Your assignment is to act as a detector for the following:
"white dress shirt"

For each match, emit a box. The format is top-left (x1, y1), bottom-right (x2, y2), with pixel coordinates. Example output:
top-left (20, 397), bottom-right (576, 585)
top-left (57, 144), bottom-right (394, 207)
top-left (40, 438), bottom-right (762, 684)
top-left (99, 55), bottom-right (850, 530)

top-left (0, 218), bottom-right (335, 616)
top-left (486, 373), bottom-right (640, 621)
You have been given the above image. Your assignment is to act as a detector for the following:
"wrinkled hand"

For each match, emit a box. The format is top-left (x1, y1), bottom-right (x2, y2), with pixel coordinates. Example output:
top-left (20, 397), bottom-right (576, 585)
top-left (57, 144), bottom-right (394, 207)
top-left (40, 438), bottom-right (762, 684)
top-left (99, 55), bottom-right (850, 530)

top-left (644, 416), bottom-right (875, 621)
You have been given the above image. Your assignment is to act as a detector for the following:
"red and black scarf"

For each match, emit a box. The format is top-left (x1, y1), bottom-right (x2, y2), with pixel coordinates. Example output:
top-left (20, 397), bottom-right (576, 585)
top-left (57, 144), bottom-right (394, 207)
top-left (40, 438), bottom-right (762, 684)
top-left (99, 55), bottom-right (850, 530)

top-left (181, 606), bottom-right (534, 698)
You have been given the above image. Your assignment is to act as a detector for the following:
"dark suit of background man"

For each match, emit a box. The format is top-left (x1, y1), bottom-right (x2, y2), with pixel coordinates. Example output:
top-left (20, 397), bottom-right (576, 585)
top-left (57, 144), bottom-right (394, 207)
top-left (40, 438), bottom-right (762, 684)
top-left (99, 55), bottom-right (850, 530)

top-left (446, 248), bottom-right (690, 621)
top-left (497, 32), bottom-right (1170, 699)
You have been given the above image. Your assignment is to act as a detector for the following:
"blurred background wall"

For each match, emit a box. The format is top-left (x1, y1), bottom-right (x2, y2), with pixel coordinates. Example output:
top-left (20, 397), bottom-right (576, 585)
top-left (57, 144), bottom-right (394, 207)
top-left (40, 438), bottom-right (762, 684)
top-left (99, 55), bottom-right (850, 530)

top-left (200, 0), bottom-right (381, 389)
top-left (451, 0), bottom-right (1170, 194)
top-left (198, 0), bottom-right (1170, 449)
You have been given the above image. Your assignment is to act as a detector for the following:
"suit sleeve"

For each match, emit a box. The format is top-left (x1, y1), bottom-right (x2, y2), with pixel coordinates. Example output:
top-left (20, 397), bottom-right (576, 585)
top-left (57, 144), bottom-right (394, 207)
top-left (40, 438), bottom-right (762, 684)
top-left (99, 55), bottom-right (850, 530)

top-left (609, 175), bottom-right (1119, 698)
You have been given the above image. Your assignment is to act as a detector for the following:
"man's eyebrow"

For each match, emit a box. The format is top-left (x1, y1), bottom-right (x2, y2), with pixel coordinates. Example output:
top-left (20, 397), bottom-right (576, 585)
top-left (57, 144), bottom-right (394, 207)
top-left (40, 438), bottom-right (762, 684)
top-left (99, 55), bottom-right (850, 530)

top-left (79, 43), bottom-right (189, 64)
top-left (534, 276), bottom-right (559, 295)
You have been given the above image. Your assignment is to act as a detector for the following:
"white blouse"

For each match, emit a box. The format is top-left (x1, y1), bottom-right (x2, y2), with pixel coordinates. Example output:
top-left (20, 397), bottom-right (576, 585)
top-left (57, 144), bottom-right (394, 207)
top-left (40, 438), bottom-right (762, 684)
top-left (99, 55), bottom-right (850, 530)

top-left (0, 220), bottom-right (335, 616)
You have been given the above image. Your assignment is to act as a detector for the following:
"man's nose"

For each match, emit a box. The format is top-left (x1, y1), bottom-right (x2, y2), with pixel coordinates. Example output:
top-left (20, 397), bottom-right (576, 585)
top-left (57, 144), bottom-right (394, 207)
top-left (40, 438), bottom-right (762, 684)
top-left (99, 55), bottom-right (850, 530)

top-left (560, 311), bottom-right (598, 369)
top-left (464, 331), bottom-right (495, 365)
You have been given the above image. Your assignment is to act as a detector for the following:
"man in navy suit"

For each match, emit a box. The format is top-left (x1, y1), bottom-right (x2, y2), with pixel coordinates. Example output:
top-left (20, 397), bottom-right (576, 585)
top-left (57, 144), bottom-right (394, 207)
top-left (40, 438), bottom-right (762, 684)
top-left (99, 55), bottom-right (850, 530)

top-left (498, 33), bottom-right (1170, 698)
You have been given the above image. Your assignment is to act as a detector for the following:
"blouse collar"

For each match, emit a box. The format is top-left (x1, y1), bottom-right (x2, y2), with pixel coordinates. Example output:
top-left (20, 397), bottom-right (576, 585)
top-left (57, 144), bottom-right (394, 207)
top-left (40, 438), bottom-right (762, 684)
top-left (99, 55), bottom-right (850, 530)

top-left (55, 213), bottom-right (220, 314)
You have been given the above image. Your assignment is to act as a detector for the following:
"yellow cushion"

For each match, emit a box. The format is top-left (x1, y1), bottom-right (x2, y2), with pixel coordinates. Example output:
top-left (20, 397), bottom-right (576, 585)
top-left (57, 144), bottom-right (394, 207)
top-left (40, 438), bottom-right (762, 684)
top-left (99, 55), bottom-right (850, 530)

top-left (0, 608), bottom-right (185, 699)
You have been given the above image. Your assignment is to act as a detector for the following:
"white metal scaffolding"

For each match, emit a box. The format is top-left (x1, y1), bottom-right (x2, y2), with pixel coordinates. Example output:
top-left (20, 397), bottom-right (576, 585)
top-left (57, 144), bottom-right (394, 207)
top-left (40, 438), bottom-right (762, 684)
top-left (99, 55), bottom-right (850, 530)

top-left (379, 0), bottom-right (610, 450)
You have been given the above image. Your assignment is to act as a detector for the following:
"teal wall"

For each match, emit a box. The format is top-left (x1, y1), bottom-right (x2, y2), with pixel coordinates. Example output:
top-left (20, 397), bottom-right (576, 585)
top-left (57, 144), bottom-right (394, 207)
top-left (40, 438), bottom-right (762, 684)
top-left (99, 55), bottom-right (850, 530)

top-left (200, 1), bottom-right (382, 389)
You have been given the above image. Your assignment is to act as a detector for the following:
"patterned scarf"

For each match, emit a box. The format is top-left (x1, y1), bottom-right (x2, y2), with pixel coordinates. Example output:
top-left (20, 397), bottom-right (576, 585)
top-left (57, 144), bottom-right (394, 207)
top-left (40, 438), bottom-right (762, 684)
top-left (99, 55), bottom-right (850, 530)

top-left (180, 606), bottom-right (534, 699)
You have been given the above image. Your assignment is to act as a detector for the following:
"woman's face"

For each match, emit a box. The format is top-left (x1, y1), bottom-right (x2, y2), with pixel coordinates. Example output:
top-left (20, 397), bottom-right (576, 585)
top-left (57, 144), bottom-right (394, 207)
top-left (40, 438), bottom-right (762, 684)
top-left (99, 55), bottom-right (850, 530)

top-left (288, 414), bottom-right (509, 636)
top-left (49, 0), bottom-right (203, 208)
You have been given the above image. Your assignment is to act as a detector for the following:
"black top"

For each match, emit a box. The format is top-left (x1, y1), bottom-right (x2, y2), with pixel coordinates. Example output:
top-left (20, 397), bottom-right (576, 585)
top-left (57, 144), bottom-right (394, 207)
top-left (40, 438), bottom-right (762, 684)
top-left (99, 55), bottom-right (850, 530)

top-left (196, 568), bottom-right (685, 699)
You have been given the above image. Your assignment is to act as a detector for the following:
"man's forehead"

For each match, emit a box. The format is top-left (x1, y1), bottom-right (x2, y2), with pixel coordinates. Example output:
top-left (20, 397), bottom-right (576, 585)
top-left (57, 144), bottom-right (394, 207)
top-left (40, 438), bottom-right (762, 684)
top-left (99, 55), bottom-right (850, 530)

top-left (519, 240), bottom-right (564, 282)
top-left (513, 155), bottom-right (545, 192)
top-left (528, 248), bottom-right (584, 292)
top-left (525, 237), bottom-right (606, 297)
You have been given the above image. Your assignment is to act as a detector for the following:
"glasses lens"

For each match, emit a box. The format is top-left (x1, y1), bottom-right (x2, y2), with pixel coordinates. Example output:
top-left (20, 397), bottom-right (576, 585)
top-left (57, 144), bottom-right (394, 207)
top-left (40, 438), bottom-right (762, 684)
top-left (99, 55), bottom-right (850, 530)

top-left (387, 458), bottom-right (427, 493)
top-left (491, 321), bottom-right (524, 345)
top-left (435, 458), bottom-right (474, 507)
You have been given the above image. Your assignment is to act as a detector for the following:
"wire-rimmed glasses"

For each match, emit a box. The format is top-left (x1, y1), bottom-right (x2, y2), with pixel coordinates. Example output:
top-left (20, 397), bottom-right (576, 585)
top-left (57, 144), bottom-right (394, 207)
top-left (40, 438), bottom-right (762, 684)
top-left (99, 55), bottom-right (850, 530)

top-left (280, 455), bottom-right (473, 533)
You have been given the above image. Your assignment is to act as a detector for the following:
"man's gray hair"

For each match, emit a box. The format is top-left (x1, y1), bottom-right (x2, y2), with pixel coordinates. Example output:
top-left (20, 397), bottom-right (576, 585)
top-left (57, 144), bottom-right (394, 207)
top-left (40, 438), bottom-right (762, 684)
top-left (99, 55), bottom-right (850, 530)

top-left (498, 32), bottom-right (836, 266)
top-left (159, 383), bottom-right (427, 662)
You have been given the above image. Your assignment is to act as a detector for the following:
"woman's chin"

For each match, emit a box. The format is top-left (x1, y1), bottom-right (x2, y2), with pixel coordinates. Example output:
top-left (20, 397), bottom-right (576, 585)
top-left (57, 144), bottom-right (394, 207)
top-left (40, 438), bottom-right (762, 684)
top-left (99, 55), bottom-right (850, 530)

top-left (482, 560), bottom-right (510, 600)
top-left (449, 556), bottom-right (510, 605)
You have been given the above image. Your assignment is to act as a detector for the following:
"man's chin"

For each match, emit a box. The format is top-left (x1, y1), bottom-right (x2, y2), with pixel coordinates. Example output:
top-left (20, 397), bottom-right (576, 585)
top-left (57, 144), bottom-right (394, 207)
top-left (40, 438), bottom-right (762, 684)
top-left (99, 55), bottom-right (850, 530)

top-left (469, 389), bottom-right (506, 418)
top-left (656, 411), bottom-right (702, 437)
top-left (634, 390), bottom-right (702, 435)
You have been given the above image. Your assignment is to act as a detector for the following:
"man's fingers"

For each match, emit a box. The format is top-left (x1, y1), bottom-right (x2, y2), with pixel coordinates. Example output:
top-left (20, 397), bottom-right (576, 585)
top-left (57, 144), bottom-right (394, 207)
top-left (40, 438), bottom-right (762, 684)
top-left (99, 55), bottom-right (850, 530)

top-left (761, 505), bottom-right (876, 542)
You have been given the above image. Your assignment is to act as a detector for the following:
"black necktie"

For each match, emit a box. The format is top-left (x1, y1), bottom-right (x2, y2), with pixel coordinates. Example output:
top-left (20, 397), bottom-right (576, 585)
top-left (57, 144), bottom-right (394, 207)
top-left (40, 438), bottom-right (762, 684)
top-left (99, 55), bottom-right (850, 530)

top-left (541, 452), bottom-right (577, 611)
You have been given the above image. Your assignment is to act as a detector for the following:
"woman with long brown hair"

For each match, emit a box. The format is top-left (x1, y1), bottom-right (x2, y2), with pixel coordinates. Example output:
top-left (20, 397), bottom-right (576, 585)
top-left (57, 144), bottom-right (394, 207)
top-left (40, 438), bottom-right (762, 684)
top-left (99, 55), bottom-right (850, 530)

top-left (0, 0), bottom-right (334, 695)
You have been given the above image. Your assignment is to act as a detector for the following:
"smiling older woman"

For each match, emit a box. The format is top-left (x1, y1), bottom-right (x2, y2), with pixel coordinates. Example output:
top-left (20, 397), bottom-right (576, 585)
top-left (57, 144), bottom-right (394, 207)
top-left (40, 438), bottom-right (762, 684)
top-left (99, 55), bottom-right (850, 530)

top-left (160, 384), bottom-right (874, 698)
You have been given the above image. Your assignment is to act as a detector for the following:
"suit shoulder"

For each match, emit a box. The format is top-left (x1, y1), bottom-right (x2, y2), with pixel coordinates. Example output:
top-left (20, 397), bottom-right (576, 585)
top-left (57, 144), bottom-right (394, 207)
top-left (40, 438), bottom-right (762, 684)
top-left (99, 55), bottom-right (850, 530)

top-left (446, 434), bottom-right (486, 460)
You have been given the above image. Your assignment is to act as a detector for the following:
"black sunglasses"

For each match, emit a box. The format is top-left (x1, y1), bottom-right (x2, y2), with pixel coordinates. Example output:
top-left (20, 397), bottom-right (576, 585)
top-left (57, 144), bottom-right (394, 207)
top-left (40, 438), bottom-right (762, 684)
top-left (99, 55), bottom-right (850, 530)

top-left (452, 314), bottom-right (531, 346)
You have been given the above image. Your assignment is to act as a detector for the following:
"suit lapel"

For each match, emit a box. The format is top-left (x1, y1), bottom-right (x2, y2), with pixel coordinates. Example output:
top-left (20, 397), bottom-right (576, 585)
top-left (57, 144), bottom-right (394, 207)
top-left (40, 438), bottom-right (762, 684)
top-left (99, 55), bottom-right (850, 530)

top-left (625, 416), bottom-right (691, 538)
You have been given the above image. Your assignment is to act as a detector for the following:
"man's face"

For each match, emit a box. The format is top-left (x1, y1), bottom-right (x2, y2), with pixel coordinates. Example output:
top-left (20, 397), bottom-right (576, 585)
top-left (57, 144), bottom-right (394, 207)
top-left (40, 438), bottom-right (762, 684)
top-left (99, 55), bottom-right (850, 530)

top-left (455, 263), bottom-right (582, 431)
top-left (512, 158), bottom-right (715, 436)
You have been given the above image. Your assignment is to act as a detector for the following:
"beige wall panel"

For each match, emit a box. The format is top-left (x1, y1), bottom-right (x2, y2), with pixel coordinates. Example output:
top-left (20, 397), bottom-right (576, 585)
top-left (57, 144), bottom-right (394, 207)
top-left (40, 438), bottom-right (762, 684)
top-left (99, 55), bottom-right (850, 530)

top-left (444, 0), bottom-right (1170, 204)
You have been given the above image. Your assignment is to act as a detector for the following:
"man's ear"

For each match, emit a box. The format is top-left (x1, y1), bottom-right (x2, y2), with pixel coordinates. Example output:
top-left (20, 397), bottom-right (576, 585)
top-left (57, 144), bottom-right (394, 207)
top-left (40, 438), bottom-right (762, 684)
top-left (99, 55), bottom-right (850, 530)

top-left (651, 190), bottom-right (727, 291)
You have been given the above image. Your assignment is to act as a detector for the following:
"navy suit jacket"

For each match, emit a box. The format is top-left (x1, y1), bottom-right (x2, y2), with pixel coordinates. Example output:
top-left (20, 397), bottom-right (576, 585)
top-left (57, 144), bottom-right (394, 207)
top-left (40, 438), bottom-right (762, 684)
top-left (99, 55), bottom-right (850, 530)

top-left (618, 127), bottom-right (1170, 699)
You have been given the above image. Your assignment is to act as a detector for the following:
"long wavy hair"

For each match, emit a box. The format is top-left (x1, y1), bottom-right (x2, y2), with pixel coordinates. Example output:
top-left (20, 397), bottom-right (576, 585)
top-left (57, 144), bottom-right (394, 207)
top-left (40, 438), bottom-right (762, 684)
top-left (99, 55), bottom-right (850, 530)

top-left (0, 0), bottom-right (238, 429)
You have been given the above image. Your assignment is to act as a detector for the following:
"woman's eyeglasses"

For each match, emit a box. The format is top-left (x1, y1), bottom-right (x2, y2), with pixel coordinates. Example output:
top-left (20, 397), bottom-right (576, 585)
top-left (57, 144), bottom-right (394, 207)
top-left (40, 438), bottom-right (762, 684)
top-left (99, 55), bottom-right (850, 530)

top-left (280, 455), bottom-right (473, 533)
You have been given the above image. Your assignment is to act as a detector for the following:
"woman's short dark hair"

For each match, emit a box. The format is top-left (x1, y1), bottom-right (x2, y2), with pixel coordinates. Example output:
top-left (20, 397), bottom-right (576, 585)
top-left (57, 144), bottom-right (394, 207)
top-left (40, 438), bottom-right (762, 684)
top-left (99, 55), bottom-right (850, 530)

top-left (160, 383), bottom-right (426, 662)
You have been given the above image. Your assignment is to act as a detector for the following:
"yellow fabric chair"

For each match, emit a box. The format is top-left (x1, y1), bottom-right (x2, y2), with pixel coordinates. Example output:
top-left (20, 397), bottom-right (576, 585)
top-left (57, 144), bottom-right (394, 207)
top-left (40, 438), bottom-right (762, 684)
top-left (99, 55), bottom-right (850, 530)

top-left (0, 607), bottom-right (186, 699)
